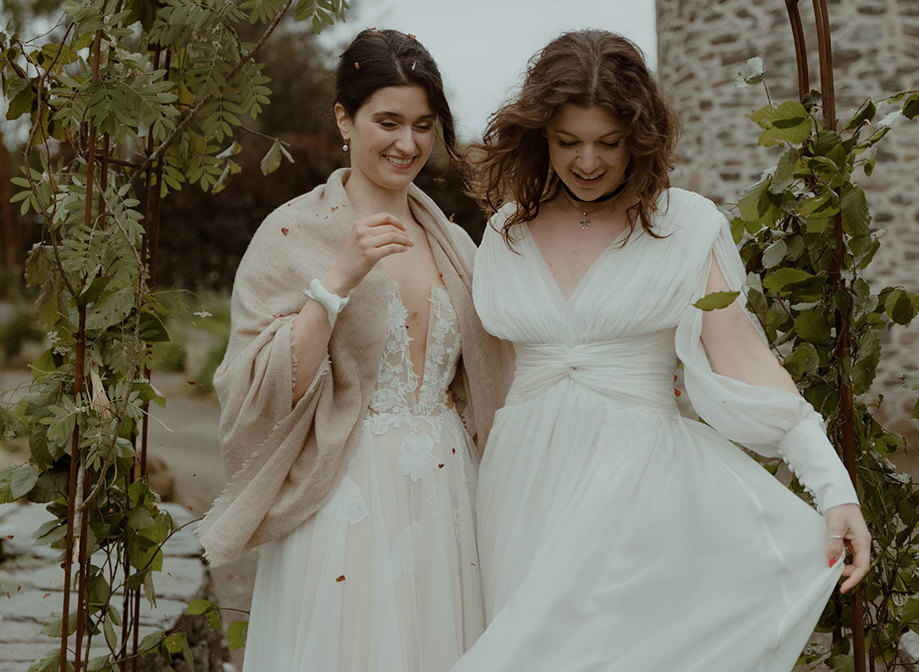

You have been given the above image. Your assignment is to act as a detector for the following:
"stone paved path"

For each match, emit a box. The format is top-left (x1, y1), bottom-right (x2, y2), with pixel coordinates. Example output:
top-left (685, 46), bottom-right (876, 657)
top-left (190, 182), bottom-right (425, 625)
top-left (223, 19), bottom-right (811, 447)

top-left (0, 502), bottom-right (208, 671)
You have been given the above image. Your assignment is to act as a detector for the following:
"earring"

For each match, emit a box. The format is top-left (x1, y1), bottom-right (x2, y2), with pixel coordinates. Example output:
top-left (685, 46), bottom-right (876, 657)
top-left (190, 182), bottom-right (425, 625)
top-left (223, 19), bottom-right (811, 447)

top-left (342, 140), bottom-right (349, 152)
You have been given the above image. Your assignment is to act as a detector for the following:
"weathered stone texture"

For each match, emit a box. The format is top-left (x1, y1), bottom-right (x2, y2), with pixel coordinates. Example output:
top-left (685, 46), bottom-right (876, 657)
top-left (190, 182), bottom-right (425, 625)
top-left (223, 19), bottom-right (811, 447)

top-left (657, 0), bottom-right (919, 439)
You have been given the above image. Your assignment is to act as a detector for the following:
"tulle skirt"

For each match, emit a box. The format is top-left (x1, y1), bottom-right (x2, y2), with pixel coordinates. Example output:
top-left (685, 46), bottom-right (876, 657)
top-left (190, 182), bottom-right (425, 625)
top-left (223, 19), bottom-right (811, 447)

top-left (242, 408), bottom-right (483, 672)
top-left (453, 378), bottom-right (842, 672)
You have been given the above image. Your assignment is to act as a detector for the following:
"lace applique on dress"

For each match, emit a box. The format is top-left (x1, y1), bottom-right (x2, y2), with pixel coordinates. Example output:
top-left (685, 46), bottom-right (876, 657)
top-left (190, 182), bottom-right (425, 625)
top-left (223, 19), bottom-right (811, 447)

top-left (320, 475), bottom-right (368, 525)
top-left (363, 283), bottom-right (462, 438)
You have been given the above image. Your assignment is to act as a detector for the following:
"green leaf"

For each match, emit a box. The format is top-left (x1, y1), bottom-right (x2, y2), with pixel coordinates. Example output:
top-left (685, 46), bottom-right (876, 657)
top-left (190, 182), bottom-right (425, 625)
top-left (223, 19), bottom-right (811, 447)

top-left (783, 342), bottom-right (819, 378)
top-left (762, 268), bottom-right (817, 292)
top-left (762, 239), bottom-right (787, 269)
top-left (139, 311), bottom-right (170, 342)
top-left (260, 139), bottom-right (283, 175)
top-left (885, 289), bottom-right (919, 326)
top-left (794, 310), bottom-right (832, 344)
top-left (840, 186), bottom-right (869, 236)
top-left (852, 330), bottom-right (880, 395)
top-left (693, 291), bottom-right (739, 311)
top-left (164, 631), bottom-right (185, 654)
top-left (901, 594), bottom-right (919, 624)
top-left (227, 620), bottom-right (248, 650)
top-left (843, 100), bottom-right (876, 131)
top-left (903, 93), bottom-right (919, 119)
top-left (188, 598), bottom-right (214, 615)
top-left (6, 83), bottom-right (34, 120)
top-left (8, 463), bottom-right (39, 500)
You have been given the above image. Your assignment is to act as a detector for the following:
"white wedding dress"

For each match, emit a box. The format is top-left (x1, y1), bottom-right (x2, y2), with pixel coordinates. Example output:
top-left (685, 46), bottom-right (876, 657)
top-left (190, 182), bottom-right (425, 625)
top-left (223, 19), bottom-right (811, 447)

top-left (242, 283), bottom-right (483, 672)
top-left (453, 189), bottom-right (858, 672)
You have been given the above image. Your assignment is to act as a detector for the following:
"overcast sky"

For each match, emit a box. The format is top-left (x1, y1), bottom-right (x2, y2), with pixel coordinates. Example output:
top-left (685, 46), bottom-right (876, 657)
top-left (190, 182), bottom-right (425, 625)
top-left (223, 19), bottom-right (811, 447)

top-left (318, 0), bottom-right (657, 140)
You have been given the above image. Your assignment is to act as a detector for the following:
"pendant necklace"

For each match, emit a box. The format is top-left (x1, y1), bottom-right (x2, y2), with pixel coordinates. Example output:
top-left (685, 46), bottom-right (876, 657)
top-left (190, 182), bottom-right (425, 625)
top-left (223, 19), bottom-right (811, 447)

top-left (560, 178), bottom-right (628, 230)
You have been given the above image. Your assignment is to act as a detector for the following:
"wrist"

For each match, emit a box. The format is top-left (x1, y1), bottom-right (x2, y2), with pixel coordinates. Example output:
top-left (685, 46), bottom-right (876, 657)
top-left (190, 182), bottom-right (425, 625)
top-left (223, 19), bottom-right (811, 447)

top-left (304, 278), bottom-right (351, 328)
top-left (321, 269), bottom-right (355, 297)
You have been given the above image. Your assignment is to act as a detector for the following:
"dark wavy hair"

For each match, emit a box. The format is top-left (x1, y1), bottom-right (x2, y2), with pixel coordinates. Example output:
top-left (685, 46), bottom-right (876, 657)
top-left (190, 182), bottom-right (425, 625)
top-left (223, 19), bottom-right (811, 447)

top-left (467, 30), bottom-right (680, 244)
top-left (335, 29), bottom-right (460, 163)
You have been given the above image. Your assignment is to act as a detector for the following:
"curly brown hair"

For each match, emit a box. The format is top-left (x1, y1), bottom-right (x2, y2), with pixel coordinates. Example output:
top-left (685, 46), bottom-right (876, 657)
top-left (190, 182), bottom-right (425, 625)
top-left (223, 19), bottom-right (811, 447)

top-left (467, 29), bottom-right (680, 244)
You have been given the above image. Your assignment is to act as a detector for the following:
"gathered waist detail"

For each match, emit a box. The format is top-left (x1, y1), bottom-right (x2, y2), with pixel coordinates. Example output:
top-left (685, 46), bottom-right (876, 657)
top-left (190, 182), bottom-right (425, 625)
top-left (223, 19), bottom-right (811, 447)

top-left (505, 335), bottom-right (679, 414)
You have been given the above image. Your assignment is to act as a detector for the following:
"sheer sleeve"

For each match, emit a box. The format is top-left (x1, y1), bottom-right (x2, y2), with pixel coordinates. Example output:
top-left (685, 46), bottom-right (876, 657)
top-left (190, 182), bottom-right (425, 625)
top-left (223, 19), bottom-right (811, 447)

top-left (674, 211), bottom-right (858, 512)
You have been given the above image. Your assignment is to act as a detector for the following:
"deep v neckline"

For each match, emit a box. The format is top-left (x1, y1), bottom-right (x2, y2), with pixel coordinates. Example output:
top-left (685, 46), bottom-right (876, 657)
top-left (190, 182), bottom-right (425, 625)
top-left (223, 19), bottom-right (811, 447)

top-left (522, 223), bottom-right (628, 306)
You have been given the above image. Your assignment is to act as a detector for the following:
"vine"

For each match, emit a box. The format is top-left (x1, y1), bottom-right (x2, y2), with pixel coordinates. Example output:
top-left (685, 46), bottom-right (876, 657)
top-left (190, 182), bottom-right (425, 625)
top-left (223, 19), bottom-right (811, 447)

top-left (0, 0), bottom-right (348, 669)
top-left (699, 57), bottom-right (919, 670)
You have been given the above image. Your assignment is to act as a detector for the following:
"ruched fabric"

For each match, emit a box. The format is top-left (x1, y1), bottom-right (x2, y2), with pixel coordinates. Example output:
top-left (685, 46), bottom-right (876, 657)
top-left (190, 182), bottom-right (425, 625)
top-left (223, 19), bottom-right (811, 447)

top-left (452, 189), bottom-right (856, 672)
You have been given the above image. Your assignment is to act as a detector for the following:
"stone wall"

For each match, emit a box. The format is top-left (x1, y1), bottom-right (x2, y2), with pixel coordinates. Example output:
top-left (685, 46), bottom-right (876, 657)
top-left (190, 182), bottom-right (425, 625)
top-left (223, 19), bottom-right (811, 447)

top-left (656, 0), bottom-right (919, 440)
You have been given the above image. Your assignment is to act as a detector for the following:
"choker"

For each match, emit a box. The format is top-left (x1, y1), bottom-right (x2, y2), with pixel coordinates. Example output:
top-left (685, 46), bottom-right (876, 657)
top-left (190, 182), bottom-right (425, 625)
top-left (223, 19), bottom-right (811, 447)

top-left (560, 177), bottom-right (628, 204)
top-left (560, 176), bottom-right (629, 229)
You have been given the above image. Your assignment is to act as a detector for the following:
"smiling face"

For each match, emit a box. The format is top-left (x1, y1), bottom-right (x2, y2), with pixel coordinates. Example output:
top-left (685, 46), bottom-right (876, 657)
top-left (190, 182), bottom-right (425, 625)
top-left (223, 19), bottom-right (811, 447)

top-left (335, 85), bottom-right (436, 195)
top-left (546, 104), bottom-right (632, 200)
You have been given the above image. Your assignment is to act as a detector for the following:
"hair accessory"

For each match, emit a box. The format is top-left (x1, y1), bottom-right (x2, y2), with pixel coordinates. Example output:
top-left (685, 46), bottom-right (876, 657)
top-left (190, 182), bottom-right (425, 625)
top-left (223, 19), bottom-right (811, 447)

top-left (304, 278), bottom-right (350, 327)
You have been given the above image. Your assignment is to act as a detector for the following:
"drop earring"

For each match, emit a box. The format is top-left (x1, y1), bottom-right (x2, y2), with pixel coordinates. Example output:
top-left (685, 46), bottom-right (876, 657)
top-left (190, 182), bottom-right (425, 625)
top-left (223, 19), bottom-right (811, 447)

top-left (342, 140), bottom-right (349, 152)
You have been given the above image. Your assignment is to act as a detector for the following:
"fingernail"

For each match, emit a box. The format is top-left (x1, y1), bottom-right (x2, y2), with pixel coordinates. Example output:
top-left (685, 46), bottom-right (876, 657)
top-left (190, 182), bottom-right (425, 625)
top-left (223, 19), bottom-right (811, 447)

top-left (828, 558), bottom-right (836, 567)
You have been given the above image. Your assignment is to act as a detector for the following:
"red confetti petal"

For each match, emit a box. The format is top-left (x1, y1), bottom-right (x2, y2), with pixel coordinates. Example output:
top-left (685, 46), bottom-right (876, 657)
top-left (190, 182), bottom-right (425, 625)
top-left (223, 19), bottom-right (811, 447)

top-left (336, 575), bottom-right (346, 582)
top-left (437, 464), bottom-right (445, 469)
top-left (6, 535), bottom-right (13, 539)
top-left (281, 227), bottom-right (289, 236)
top-left (273, 313), bottom-right (283, 319)
top-left (330, 206), bottom-right (339, 212)
top-left (407, 34), bottom-right (416, 40)
top-left (673, 373), bottom-right (678, 381)
top-left (43, 593), bottom-right (51, 598)
top-left (674, 388), bottom-right (682, 397)
top-left (452, 448), bottom-right (456, 454)
top-left (187, 380), bottom-right (196, 385)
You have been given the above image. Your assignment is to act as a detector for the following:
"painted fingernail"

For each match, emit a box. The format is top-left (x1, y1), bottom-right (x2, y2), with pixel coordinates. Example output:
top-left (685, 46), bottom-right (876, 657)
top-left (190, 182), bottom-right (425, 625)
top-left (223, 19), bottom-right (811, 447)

top-left (828, 558), bottom-right (836, 567)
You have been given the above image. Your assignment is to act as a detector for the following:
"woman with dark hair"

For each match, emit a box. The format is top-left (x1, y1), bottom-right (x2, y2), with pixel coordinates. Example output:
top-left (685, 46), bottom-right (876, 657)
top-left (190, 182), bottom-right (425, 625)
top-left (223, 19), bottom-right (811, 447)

top-left (196, 29), bottom-right (504, 671)
top-left (453, 30), bottom-right (869, 671)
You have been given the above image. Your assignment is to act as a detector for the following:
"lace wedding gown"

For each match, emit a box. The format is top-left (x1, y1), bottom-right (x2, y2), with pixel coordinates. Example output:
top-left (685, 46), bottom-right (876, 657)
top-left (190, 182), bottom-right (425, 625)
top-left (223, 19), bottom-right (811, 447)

top-left (453, 189), bottom-right (857, 672)
top-left (242, 283), bottom-right (483, 672)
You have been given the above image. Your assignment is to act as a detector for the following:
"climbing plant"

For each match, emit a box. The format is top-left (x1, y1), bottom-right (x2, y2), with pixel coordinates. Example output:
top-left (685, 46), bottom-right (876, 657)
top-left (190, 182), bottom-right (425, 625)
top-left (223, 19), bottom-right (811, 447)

top-left (703, 57), bottom-right (919, 670)
top-left (0, 0), bottom-right (348, 670)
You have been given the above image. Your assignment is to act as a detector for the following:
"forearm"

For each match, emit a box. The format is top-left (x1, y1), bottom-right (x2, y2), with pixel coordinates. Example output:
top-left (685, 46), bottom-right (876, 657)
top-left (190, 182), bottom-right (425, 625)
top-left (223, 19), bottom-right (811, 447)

top-left (290, 269), bottom-right (356, 401)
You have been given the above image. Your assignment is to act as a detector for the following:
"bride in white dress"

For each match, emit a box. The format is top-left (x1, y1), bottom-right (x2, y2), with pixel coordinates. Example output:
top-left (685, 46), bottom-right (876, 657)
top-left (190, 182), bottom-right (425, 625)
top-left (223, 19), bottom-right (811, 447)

top-left (204, 29), bottom-right (503, 672)
top-left (453, 30), bottom-right (870, 672)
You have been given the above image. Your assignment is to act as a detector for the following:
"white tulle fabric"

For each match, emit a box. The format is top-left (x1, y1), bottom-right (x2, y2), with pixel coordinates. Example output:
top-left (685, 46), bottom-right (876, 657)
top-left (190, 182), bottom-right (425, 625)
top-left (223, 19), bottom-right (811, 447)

top-left (243, 284), bottom-right (483, 672)
top-left (452, 189), bottom-right (857, 672)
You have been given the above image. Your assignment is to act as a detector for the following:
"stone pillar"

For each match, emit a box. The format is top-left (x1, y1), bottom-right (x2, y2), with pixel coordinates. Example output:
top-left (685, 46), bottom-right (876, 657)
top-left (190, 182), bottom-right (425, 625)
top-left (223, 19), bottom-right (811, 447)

top-left (656, 0), bottom-right (919, 440)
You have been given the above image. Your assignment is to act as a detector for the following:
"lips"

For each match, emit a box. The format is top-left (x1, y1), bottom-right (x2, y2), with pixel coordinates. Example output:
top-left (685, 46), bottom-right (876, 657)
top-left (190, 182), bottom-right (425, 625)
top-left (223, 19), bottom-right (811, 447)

top-left (572, 170), bottom-right (605, 186)
top-left (384, 155), bottom-right (414, 169)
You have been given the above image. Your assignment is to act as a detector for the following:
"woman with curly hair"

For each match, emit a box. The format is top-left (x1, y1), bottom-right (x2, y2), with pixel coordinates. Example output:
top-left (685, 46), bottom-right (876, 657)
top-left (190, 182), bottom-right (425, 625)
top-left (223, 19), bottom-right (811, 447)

top-left (453, 30), bottom-right (869, 671)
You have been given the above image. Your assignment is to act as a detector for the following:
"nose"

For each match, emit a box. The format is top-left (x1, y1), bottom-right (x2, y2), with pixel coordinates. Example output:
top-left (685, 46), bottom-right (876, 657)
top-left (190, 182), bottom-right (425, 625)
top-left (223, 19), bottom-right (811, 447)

top-left (576, 147), bottom-right (601, 173)
top-left (393, 126), bottom-right (414, 153)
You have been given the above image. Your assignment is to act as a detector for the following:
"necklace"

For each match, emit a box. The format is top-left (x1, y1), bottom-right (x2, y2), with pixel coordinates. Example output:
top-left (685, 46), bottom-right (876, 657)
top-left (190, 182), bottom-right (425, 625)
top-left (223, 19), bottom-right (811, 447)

top-left (560, 178), bottom-right (628, 229)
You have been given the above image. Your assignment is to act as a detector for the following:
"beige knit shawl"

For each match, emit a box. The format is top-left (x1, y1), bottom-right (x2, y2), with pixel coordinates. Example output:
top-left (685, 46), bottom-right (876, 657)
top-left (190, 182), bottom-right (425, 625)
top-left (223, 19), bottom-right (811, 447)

top-left (197, 169), bottom-right (505, 567)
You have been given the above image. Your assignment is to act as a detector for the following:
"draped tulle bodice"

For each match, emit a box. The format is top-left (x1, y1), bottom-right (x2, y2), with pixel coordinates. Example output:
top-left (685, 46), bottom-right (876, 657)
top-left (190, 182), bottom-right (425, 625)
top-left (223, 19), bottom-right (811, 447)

top-left (506, 331), bottom-right (679, 415)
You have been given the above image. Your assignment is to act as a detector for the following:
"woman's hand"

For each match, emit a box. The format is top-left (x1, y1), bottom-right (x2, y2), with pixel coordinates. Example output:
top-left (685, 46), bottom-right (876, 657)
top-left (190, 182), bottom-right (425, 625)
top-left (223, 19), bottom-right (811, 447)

top-left (825, 502), bottom-right (871, 593)
top-left (323, 213), bottom-right (414, 296)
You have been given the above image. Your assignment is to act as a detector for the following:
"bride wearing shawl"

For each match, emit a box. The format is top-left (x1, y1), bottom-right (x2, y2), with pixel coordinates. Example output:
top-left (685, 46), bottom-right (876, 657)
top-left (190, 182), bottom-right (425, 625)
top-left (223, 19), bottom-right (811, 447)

top-left (196, 29), bottom-right (504, 672)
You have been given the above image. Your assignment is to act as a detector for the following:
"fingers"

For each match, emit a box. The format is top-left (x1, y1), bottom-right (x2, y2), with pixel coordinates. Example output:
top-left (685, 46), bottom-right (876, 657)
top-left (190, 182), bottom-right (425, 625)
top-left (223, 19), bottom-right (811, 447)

top-left (839, 532), bottom-right (871, 594)
top-left (823, 504), bottom-right (872, 594)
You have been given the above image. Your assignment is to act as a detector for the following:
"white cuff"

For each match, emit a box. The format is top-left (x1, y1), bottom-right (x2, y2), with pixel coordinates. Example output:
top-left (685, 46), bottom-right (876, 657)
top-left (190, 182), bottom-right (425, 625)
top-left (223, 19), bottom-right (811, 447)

top-left (777, 411), bottom-right (859, 512)
top-left (303, 278), bottom-right (350, 328)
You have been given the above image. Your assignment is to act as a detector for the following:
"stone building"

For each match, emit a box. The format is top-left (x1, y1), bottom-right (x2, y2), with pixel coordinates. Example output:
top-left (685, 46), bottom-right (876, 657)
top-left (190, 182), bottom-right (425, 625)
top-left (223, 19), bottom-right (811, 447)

top-left (656, 0), bottom-right (919, 441)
